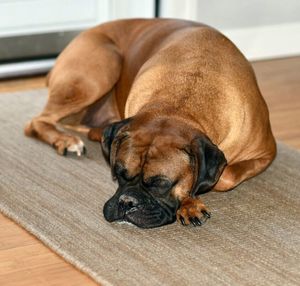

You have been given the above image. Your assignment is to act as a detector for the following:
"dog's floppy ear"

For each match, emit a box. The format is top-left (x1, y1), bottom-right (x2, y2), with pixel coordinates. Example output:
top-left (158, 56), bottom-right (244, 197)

top-left (101, 118), bottom-right (131, 164)
top-left (186, 136), bottom-right (227, 196)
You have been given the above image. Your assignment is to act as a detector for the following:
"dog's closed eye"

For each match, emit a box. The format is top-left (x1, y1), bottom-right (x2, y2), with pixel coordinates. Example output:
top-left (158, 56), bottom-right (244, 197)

top-left (114, 162), bottom-right (136, 183)
top-left (143, 176), bottom-right (174, 195)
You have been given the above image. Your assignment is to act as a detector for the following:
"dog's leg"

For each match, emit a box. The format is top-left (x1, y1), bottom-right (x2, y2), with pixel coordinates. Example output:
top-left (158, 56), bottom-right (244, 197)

top-left (214, 154), bottom-right (275, 191)
top-left (87, 127), bottom-right (103, 142)
top-left (25, 96), bottom-right (88, 156)
top-left (25, 32), bottom-right (122, 155)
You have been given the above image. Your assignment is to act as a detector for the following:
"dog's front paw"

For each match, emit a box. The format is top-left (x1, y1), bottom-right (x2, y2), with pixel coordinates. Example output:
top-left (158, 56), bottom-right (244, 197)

top-left (176, 197), bottom-right (211, 227)
top-left (53, 136), bottom-right (86, 156)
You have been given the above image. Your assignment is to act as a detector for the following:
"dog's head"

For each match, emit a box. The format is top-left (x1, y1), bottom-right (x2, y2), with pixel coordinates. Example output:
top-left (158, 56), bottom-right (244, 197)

top-left (101, 115), bottom-right (226, 228)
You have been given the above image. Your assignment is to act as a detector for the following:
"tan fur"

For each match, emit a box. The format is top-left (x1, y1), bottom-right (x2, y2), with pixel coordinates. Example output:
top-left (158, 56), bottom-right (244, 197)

top-left (25, 19), bottom-right (276, 208)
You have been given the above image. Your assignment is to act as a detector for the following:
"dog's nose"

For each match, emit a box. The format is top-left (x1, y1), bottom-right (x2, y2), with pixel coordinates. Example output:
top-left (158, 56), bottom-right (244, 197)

top-left (118, 194), bottom-right (139, 212)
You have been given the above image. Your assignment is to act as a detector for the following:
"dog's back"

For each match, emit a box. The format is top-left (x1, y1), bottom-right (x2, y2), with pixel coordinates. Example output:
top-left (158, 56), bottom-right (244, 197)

top-left (25, 18), bottom-right (276, 196)
top-left (107, 19), bottom-right (274, 163)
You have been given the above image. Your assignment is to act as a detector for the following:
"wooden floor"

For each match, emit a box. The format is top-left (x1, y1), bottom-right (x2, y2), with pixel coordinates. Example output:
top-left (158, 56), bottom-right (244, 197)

top-left (0, 56), bottom-right (299, 285)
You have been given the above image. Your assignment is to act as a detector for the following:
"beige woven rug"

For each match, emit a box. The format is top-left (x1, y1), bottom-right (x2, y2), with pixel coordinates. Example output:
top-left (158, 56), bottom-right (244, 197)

top-left (0, 89), bottom-right (300, 286)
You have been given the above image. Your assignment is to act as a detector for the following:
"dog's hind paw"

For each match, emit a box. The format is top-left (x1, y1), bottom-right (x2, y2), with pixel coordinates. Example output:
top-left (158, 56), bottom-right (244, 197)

top-left (66, 140), bottom-right (86, 156)
top-left (53, 136), bottom-right (86, 156)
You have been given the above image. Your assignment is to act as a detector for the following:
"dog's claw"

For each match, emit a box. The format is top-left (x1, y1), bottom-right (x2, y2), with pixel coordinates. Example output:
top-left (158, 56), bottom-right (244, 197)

top-left (190, 218), bottom-right (197, 227)
top-left (189, 217), bottom-right (202, 227)
top-left (180, 216), bottom-right (186, 226)
top-left (178, 212), bottom-right (210, 227)
top-left (202, 210), bottom-right (211, 218)
top-left (194, 217), bottom-right (202, 226)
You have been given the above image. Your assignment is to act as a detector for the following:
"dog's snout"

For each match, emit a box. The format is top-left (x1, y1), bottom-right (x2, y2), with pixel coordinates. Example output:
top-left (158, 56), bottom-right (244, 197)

top-left (118, 194), bottom-right (139, 212)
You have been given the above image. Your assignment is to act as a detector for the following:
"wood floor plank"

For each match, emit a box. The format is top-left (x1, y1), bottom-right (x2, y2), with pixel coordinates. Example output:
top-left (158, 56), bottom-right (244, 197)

top-left (252, 56), bottom-right (300, 149)
top-left (0, 56), bottom-right (300, 285)
top-left (0, 76), bottom-right (46, 93)
top-left (0, 216), bottom-right (98, 285)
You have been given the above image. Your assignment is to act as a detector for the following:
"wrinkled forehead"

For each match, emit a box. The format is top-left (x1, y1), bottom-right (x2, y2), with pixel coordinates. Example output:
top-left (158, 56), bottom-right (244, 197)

top-left (143, 150), bottom-right (190, 181)
top-left (115, 134), bottom-right (190, 180)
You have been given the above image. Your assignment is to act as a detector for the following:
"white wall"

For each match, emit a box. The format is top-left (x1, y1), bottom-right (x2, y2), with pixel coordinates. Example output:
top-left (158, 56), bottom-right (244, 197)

top-left (0, 0), bottom-right (154, 37)
top-left (109, 0), bottom-right (154, 20)
top-left (2, 0), bottom-right (299, 60)
top-left (161, 0), bottom-right (300, 60)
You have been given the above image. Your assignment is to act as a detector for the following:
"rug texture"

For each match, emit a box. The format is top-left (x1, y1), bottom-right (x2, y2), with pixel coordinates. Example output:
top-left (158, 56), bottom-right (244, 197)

top-left (0, 89), bottom-right (299, 286)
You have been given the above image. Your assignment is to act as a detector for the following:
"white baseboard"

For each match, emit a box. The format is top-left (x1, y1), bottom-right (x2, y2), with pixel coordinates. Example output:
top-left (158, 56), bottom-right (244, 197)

top-left (223, 22), bottom-right (300, 60)
top-left (0, 59), bottom-right (55, 79)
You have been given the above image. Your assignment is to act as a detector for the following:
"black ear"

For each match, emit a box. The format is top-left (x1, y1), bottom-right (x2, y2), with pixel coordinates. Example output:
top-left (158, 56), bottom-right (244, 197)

top-left (188, 136), bottom-right (227, 196)
top-left (101, 118), bottom-right (131, 163)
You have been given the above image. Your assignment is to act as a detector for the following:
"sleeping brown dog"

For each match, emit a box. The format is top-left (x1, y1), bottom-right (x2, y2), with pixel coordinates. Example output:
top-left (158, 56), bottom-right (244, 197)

top-left (25, 19), bottom-right (276, 228)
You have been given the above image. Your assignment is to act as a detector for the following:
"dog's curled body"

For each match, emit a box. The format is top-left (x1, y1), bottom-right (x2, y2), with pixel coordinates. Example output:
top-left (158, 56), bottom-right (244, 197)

top-left (25, 19), bottom-right (276, 228)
